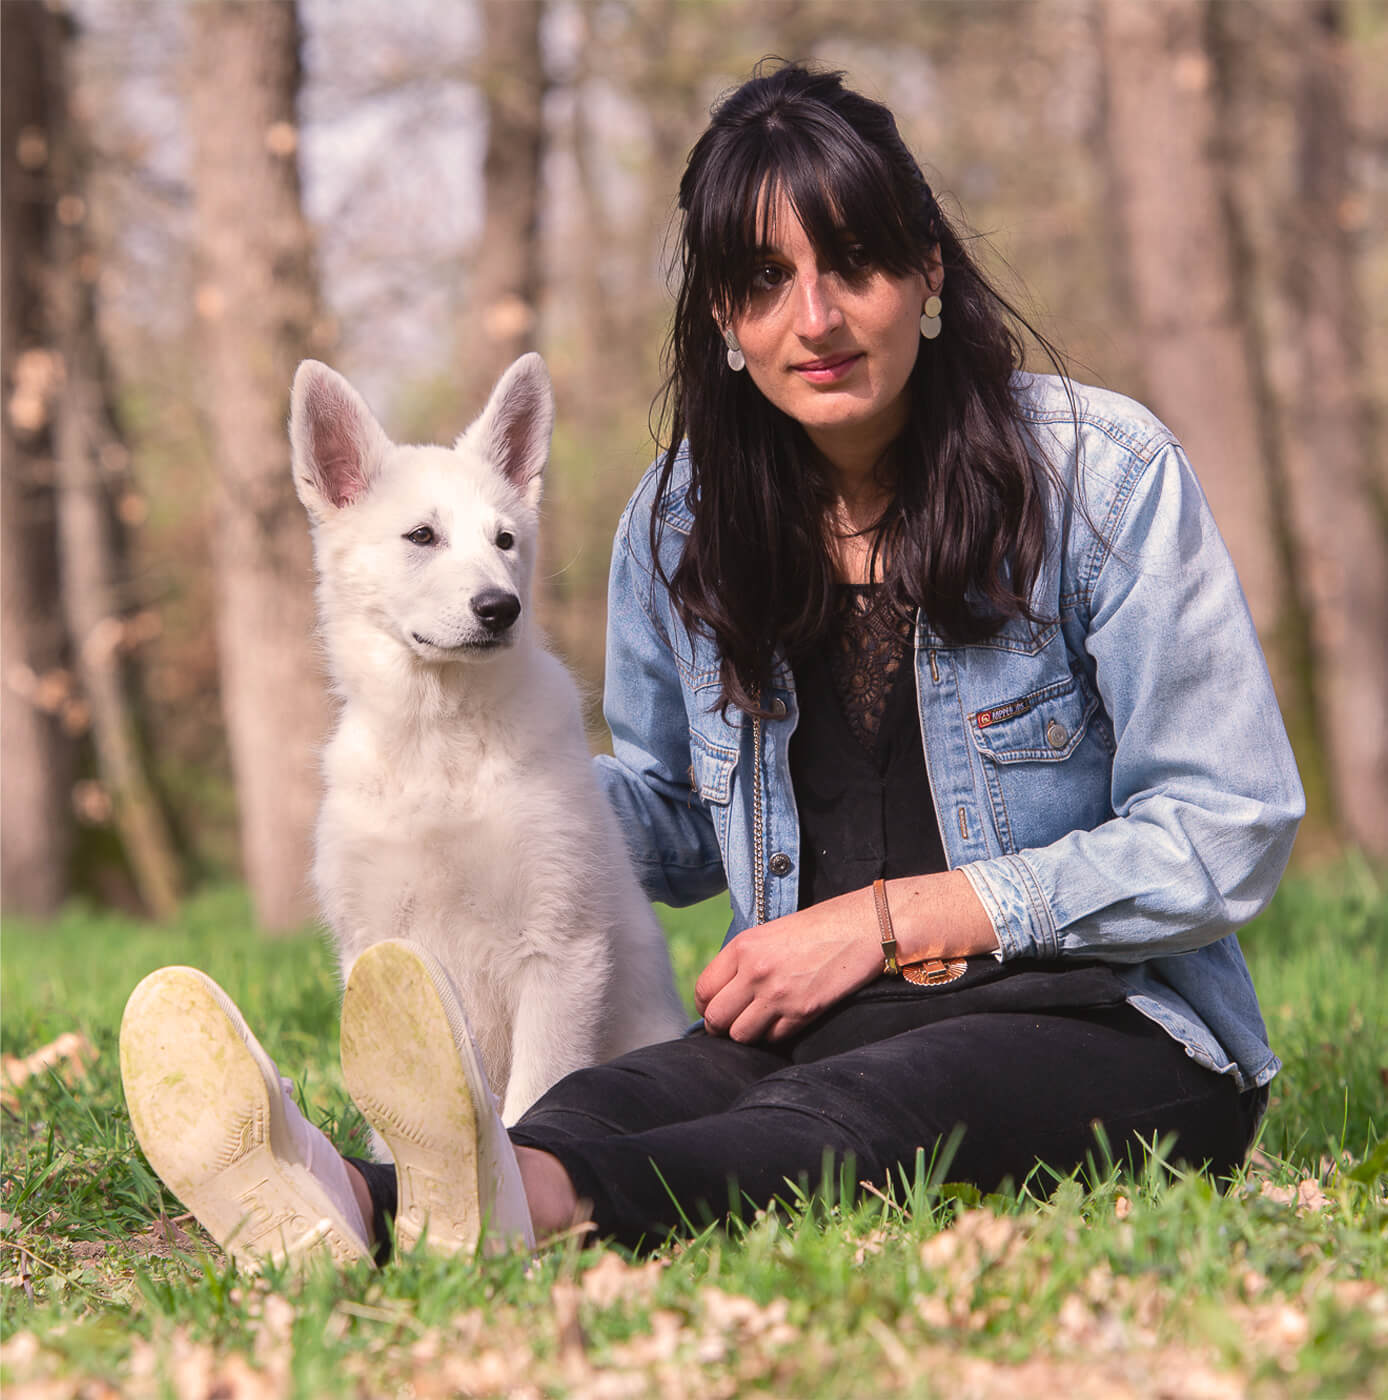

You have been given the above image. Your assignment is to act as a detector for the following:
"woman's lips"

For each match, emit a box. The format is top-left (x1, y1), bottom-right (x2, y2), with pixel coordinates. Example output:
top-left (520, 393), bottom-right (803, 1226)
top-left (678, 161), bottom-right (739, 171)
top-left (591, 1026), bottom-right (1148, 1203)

top-left (792, 352), bottom-right (861, 384)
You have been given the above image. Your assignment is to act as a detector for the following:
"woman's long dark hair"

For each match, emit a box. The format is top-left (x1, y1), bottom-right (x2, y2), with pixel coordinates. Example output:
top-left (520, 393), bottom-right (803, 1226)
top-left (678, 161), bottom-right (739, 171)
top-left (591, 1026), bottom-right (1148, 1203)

top-left (654, 61), bottom-right (1060, 717)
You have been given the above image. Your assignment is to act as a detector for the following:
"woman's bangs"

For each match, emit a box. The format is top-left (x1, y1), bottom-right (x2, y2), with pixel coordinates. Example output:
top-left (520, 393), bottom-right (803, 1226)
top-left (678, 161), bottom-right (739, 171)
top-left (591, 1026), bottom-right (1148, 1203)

top-left (700, 139), bottom-right (921, 313)
top-left (767, 131), bottom-right (919, 279)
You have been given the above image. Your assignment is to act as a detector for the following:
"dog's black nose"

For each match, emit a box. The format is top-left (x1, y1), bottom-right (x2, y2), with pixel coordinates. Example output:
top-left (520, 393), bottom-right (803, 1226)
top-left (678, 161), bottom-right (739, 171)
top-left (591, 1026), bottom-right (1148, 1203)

top-left (471, 588), bottom-right (521, 634)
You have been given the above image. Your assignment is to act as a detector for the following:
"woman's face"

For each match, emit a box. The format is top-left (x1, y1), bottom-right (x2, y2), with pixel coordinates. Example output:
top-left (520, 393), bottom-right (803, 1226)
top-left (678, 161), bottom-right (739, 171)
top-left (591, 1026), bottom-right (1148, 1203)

top-left (726, 193), bottom-right (935, 475)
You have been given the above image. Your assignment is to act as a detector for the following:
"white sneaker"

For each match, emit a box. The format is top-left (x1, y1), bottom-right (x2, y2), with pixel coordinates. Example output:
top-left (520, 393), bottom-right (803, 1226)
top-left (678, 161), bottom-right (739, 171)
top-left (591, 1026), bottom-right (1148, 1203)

top-left (339, 940), bottom-right (535, 1257)
top-left (119, 966), bottom-right (373, 1272)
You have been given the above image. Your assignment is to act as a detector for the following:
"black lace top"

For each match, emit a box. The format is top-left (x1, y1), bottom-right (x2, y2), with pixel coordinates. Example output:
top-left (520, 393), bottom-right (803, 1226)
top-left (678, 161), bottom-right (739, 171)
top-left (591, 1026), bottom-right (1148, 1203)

top-left (824, 585), bottom-right (914, 749)
top-left (789, 585), bottom-right (946, 908)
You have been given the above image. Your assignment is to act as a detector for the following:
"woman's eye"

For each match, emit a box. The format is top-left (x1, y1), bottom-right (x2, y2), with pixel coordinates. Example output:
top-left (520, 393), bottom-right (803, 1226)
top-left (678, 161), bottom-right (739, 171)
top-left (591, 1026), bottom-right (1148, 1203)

top-left (405, 525), bottom-right (436, 546)
top-left (750, 263), bottom-right (786, 294)
top-left (495, 530), bottom-right (515, 551)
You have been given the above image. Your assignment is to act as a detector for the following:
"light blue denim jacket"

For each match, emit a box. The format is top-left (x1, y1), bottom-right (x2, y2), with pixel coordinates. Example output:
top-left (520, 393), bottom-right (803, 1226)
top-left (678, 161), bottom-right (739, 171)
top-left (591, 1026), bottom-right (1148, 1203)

top-left (595, 374), bottom-right (1303, 1092)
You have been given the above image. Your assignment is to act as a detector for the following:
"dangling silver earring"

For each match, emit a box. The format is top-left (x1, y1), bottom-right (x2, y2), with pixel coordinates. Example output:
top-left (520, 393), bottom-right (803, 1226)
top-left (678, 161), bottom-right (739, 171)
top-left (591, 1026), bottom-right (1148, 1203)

top-left (920, 294), bottom-right (943, 341)
top-left (723, 328), bottom-right (746, 372)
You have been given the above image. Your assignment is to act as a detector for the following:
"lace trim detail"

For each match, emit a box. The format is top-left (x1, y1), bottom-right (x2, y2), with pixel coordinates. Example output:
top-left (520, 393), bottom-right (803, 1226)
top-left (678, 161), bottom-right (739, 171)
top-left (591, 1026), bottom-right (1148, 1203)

top-left (827, 585), bottom-right (913, 751)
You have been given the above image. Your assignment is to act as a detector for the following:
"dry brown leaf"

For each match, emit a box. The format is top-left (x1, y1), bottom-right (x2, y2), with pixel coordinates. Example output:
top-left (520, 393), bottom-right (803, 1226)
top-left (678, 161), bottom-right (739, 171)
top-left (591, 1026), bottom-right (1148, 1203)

top-left (606, 1308), bottom-right (687, 1368)
top-left (1332, 1279), bottom-right (1386, 1310)
top-left (552, 1278), bottom-right (590, 1384)
top-left (163, 1326), bottom-right (288, 1400)
top-left (1258, 1181), bottom-right (1296, 1207)
top-left (920, 1207), bottom-right (1025, 1291)
top-left (252, 1293), bottom-right (295, 1389)
top-left (438, 1347), bottom-right (528, 1396)
top-left (916, 1293), bottom-right (953, 1330)
top-left (580, 1251), bottom-right (665, 1308)
top-left (1083, 1262), bottom-right (1118, 1304)
top-left (853, 1226), bottom-right (889, 1264)
top-left (1263, 1303), bottom-right (1311, 1352)
top-left (699, 1286), bottom-right (793, 1343)
top-left (920, 1226), bottom-right (963, 1269)
top-left (1, 1032), bottom-right (97, 1109)
top-left (1056, 1292), bottom-right (1096, 1346)
top-left (570, 1371), bottom-right (658, 1400)
top-left (0, 1330), bottom-right (40, 1371)
top-left (1154, 1367), bottom-right (1244, 1400)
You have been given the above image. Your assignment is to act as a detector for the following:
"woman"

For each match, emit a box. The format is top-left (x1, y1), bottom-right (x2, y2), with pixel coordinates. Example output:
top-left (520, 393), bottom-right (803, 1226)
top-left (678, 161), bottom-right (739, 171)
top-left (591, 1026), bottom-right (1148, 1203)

top-left (120, 62), bottom-right (1302, 1268)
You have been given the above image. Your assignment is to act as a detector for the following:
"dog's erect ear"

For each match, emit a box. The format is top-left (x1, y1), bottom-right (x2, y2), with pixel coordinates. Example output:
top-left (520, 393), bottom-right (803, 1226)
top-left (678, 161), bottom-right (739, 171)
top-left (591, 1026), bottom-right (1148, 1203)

top-left (289, 360), bottom-right (393, 518)
top-left (458, 352), bottom-right (553, 508)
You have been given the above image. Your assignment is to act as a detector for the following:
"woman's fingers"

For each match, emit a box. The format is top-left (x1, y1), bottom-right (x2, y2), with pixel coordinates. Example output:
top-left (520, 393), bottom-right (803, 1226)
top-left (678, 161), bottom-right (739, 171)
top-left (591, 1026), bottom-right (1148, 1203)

top-left (700, 976), bottom-right (757, 1038)
top-left (693, 942), bottom-right (738, 1016)
top-left (727, 1001), bottom-right (780, 1044)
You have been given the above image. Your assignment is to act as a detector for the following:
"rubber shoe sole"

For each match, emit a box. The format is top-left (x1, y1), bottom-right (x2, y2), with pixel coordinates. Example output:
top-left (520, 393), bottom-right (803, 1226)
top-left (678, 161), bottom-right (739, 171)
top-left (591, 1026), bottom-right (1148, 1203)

top-left (340, 940), bottom-right (534, 1257)
top-left (119, 966), bottom-right (372, 1272)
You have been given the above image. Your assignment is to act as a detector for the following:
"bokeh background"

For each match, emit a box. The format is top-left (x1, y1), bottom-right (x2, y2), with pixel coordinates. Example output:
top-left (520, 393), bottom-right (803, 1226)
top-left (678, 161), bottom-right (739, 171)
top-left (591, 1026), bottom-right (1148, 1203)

top-left (3, 0), bottom-right (1385, 932)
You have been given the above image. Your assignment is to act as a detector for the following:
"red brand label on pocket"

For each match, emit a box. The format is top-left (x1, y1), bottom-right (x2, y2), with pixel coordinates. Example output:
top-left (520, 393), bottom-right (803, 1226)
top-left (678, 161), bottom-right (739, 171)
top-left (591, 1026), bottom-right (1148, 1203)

top-left (974, 697), bottom-right (1032, 729)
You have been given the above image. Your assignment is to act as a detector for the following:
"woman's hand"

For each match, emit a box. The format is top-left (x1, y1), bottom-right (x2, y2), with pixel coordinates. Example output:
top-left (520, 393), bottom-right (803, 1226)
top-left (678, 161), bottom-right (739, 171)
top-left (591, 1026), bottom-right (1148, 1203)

top-left (694, 887), bottom-right (883, 1043)
top-left (694, 871), bottom-right (1001, 1044)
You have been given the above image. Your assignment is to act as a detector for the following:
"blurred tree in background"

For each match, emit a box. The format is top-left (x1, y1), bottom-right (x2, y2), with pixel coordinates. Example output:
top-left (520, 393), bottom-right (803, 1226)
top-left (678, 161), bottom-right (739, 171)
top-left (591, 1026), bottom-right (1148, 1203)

top-left (2, 0), bottom-right (1385, 926)
top-left (3, 0), bottom-right (180, 920)
top-left (185, 0), bottom-right (331, 930)
top-left (3, 0), bottom-right (76, 917)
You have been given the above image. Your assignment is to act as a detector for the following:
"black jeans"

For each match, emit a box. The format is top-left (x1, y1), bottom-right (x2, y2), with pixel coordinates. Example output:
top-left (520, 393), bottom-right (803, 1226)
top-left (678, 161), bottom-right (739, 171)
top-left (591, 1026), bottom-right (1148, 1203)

top-left (509, 988), bottom-right (1260, 1252)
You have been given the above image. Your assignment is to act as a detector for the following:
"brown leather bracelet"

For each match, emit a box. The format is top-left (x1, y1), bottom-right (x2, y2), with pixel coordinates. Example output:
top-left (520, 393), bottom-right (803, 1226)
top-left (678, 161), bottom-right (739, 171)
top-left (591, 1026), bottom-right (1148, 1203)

top-left (873, 877), bottom-right (901, 976)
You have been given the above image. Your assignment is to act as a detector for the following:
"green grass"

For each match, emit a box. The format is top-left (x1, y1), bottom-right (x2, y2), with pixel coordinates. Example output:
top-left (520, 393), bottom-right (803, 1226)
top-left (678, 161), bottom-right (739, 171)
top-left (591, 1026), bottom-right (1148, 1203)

top-left (2, 869), bottom-right (1385, 1396)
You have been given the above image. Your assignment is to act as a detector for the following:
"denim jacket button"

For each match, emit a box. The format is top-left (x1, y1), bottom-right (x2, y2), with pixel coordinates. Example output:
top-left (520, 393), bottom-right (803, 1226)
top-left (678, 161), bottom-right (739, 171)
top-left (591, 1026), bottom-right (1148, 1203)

top-left (768, 852), bottom-right (793, 876)
top-left (768, 698), bottom-right (787, 719)
top-left (1046, 719), bottom-right (1069, 750)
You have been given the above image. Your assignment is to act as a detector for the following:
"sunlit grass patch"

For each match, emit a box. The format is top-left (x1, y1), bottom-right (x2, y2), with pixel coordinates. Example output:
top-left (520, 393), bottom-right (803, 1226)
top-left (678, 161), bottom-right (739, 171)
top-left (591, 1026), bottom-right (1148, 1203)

top-left (1, 867), bottom-right (1384, 1395)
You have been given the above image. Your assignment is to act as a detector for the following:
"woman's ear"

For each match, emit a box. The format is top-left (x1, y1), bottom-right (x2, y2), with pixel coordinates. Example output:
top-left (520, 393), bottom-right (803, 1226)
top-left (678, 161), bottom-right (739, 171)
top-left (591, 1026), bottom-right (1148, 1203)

top-left (924, 245), bottom-right (945, 296)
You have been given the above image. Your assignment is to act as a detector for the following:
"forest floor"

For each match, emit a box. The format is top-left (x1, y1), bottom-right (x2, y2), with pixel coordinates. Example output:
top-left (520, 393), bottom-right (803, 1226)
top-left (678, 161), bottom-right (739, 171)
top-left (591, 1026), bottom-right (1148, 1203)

top-left (1, 867), bottom-right (1384, 1398)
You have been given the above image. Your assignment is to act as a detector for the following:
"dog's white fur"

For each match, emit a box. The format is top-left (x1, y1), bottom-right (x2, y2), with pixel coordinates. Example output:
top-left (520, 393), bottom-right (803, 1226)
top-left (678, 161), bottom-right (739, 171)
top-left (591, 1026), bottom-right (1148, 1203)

top-left (289, 353), bottom-right (686, 1124)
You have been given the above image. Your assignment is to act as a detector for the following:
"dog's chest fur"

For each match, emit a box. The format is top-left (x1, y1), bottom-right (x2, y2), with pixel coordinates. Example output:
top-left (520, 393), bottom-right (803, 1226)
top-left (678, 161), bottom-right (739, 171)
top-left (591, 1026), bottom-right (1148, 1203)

top-left (317, 649), bottom-right (591, 949)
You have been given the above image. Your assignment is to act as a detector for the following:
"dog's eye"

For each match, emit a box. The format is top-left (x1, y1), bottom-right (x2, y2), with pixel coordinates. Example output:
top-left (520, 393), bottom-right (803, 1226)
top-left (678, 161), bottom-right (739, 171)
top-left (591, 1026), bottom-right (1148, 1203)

top-left (495, 530), bottom-right (515, 551)
top-left (405, 526), bottom-right (436, 546)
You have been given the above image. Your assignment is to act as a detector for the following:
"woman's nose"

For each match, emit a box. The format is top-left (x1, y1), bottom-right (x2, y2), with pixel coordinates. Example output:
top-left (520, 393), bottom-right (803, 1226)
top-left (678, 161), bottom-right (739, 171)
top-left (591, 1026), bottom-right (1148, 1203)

top-left (794, 272), bottom-right (844, 339)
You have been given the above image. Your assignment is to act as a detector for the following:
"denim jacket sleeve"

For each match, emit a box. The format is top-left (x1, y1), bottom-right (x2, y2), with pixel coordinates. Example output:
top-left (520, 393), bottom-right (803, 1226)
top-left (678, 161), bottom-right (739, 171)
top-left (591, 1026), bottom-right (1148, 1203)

top-left (593, 480), bottom-right (729, 907)
top-left (959, 428), bottom-right (1305, 965)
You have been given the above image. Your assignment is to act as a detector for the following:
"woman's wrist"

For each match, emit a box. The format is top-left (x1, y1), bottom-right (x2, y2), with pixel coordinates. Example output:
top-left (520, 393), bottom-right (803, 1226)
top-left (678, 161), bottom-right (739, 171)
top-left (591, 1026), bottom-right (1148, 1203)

top-left (873, 872), bottom-right (1001, 966)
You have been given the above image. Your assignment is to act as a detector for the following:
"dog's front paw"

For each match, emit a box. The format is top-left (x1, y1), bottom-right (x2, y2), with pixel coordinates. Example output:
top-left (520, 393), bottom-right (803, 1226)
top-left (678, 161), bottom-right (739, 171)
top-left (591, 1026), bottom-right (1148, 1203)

top-left (498, 1092), bottom-right (528, 1129)
top-left (499, 1076), bottom-right (551, 1127)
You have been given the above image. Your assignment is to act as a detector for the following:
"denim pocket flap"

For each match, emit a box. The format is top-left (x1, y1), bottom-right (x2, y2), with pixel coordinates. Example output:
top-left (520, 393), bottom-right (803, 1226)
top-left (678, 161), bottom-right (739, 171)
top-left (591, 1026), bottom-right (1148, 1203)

top-left (969, 678), bottom-right (1097, 763)
top-left (689, 735), bottom-right (737, 804)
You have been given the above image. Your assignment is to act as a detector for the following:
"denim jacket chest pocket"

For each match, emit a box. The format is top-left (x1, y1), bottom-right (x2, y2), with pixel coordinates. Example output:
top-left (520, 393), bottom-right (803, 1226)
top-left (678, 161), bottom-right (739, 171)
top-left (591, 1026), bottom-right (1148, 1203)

top-left (965, 671), bottom-right (1115, 854)
top-left (689, 710), bottom-right (740, 850)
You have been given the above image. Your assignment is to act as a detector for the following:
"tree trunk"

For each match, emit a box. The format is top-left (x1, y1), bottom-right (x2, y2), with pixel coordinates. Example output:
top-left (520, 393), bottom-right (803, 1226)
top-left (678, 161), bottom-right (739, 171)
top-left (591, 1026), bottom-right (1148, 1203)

top-left (1, 1), bottom-right (72, 916)
top-left (1098, 0), bottom-right (1288, 655)
top-left (1203, 0), bottom-right (1328, 839)
top-left (41, 3), bottom-right (184, 920)
top-left (463, 0), bottom-right (548, 397)
top-left (1282, 0), bottom-right (1388, 857)
top-left (186, 0), bottom-right (330, 931)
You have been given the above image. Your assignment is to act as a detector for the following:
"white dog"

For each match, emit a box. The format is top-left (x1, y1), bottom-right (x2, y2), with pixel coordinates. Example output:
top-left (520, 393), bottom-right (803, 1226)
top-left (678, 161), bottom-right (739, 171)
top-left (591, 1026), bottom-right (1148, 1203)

top-left (289, 353), bottom-right (686, 1125)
